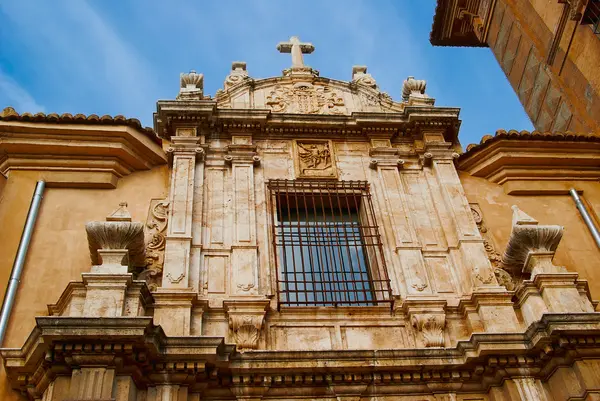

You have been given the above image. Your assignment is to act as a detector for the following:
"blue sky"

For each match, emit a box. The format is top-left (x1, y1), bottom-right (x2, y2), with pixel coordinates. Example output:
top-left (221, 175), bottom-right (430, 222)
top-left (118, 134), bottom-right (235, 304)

top-left (0, 0), bottom-right (533, 146)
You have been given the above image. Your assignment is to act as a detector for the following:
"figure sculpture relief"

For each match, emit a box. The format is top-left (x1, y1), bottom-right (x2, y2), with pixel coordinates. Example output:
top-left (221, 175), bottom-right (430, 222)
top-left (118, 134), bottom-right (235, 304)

top-left (294, 140), bottom-right (337, 178)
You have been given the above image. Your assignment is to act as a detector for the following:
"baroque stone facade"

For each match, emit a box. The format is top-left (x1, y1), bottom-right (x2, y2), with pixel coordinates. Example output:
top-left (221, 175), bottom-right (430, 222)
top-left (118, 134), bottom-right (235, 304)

top-left (0, 35), bottom-right (600, 400)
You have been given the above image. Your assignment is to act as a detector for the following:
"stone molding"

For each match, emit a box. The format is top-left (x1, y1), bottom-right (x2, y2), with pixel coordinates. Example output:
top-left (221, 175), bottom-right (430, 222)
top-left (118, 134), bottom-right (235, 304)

top-left (0, 118), bottom-right (167, 188)
top-left (501, 205), bottom-right (564, 275)
top-left (4, 314), bottom-right (600, 399)
top-left (457, 131), bottom-right (600, 185)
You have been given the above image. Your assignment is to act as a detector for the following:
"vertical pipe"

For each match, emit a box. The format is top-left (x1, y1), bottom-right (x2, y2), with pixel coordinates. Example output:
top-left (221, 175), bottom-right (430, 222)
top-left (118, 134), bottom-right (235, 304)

top-left (0, 180), bottom-right (45, 346)
top-left (570, 188), bottom-right (600, 249)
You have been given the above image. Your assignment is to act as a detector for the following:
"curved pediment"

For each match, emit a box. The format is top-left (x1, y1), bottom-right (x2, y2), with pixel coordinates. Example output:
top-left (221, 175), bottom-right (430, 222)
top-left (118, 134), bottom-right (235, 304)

top-left (215, 65), bottom-right (407, 115)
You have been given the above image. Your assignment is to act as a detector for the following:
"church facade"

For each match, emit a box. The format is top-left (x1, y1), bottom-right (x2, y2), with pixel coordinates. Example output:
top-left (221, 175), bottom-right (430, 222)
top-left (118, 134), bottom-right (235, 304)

top-left (0, 36), bottom-right (600, 400)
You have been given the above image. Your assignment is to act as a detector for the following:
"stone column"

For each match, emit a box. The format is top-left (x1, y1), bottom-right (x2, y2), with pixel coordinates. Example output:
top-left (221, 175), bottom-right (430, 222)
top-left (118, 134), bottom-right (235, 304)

top-left (68, 367), bottom-right (117, 401)
top-left (225, 135), bottom-right (261, 296)
top-left (155, 127), bottom-right (205, 336)
top-left (512, 377), bottom-right (550, 401)
top-left (369, 136), bottom-right (429, 298)
top-left (423, 130), bottom-right (519, 333)
top-left (162, 129), bottom-right (204, 288)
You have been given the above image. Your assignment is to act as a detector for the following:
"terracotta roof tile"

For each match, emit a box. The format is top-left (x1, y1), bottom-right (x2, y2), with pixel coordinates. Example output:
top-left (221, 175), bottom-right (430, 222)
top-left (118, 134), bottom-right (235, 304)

top-left (459, 129), bottom-right (600, 160)
top-left (0, 107), bottom-right (161, 145)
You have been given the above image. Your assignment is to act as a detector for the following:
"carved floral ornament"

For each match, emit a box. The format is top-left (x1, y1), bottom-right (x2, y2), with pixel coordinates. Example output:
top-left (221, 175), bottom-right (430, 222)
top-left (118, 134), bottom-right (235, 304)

top-left (266, 82), bottom-right (346, 115)
top-left (412, 313), bottom-right (446, 347)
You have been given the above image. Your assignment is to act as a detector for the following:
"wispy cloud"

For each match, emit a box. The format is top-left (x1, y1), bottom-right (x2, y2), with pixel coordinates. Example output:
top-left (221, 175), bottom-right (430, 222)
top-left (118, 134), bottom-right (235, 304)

top-left (0, 0), bottom-right (156, 119)
top-left (0, 68), bottom-right (45, 113)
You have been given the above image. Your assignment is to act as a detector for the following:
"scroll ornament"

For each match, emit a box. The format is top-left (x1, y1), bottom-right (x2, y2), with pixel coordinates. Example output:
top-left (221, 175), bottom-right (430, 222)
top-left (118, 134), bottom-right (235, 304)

top-left (137, 200), bottom-right (169, 290)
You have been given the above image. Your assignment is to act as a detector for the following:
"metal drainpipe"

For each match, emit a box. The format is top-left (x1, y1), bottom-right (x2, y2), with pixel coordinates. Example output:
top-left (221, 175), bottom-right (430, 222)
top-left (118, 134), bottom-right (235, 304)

top-left (570, 188), bottom-right (600, 249)
top-left (0, 180), bottom-right (45, 346)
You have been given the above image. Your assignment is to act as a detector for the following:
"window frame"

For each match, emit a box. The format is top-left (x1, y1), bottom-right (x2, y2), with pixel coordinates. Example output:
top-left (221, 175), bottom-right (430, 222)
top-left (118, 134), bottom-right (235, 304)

top-left (267, 179), bottom-right (393, 308)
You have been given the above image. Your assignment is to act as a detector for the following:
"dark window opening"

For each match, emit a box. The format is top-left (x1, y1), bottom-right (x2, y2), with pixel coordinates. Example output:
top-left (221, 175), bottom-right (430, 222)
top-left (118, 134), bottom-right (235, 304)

top-left (582, 0), bottom-right (600, 35)
top-left (268, 180), bottom-right (392, 307)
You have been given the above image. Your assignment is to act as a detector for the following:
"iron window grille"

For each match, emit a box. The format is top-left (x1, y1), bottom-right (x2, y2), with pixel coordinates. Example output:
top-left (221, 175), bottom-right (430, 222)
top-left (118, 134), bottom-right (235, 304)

top-left (582, 0), bottom-right (600, 35)
top-left (268, 179), bottom-right (392, 307)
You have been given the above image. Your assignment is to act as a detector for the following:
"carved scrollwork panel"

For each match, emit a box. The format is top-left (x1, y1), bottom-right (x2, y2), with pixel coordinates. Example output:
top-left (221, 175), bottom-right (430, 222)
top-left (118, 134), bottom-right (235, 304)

top-left (137, 199), bottom-right (169, 290)
top-left (470, 203), bottom-right (516, 290)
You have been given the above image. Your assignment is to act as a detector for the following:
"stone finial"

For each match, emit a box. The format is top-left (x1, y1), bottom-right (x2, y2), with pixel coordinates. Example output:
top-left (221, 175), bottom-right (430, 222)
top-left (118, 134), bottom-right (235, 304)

top-left (402, 76), bottom-right (434, 105)
top-left (85, 203), bottom-right (146, 273)
top-left (106, 202), bottom-right (131, 222)
top-left (501, 205), bottom-right (564, 275)
top-left (351, 65), bottom-right (377, 89)
top-left (402, 76), bottom-right (426, 100)
top-left (224, 61), bottom-right (250, 90)
top-left (177, 70), bottom-right (204, 100)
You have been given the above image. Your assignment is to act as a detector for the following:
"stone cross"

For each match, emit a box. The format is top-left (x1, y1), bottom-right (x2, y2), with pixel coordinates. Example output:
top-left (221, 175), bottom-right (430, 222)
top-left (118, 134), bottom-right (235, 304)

top-left (277, 36), bottom-right (315, 68)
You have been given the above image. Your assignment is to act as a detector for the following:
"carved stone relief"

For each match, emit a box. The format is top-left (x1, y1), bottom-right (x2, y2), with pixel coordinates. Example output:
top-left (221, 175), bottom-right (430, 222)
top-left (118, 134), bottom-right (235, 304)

top-left (229, 315), bottom-right (263, 351)
top-left (266, 83), bottom-right (346, 114)
top-left (470, 203), bottom-right (516, 290)
top-left (137, 199), bottom-right (169, 290)
top-left (412, 313), bottom-right (446, 347)
top-left (293, 139), bottom-right (337, 179)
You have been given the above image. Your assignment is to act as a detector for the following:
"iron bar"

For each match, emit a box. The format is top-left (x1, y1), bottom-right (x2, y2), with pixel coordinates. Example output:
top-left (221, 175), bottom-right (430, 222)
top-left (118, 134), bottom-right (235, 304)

top-left (268, 179), bottom-right (392, 307)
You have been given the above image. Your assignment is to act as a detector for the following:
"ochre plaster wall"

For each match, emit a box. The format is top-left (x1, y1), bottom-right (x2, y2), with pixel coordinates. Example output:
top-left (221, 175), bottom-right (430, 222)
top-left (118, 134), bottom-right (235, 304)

top-left (0, 167), bottom-right (169, 400)
top-left (460, 172), bottom-right (600, 301)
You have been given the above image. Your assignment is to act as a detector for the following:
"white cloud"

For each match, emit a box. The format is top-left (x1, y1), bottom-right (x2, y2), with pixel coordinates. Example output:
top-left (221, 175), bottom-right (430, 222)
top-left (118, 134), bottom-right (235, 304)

top-left (0, 68), bottom-right (45, 113)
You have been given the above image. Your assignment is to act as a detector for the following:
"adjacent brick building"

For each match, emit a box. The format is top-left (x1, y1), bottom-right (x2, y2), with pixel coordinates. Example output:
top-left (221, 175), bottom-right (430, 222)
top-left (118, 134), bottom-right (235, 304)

top-left (431, 0), bottom-right (600, 132)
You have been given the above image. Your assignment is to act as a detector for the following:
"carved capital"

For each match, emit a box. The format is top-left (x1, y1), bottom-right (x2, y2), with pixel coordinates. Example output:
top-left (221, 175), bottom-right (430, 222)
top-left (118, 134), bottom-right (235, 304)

top-left (502, 206), bottom-right (564, 275)
top-left (411, 313), bottom-right (446, 347)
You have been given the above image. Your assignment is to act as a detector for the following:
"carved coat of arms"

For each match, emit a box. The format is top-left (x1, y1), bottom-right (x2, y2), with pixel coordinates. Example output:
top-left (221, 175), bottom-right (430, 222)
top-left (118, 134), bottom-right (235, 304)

top-left (266, 83), bottom-right (346, 115)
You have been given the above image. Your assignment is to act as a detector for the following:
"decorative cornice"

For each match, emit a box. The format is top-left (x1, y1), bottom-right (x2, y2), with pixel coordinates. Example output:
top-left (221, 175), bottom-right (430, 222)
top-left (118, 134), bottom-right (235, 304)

top-left (457, 129), bottom-right (600, 184)
top-left (0, 110), bottom-right (167, 188)
top-left (0, 107), bottom-right (159, 144)
top-left (4, 314), bottom-right (600, 398)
